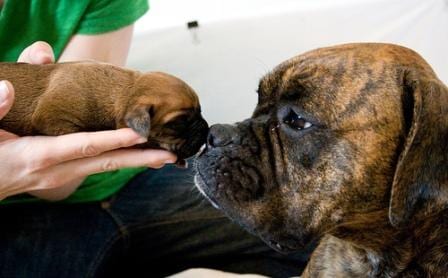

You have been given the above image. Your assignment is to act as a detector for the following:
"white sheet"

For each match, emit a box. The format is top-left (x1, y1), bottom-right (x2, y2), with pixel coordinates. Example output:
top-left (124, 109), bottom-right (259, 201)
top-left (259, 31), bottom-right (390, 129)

top-left (167, 268), bottom-right (270, 278)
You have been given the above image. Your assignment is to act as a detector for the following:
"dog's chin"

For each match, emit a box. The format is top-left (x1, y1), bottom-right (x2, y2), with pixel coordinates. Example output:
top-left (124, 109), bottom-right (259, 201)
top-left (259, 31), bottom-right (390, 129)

top-left (195, 172), bottom-right (304, 254)
top-left (194, 173), bottom-right (221, 209)
top-left (195, 153), bottom-right (309, 255)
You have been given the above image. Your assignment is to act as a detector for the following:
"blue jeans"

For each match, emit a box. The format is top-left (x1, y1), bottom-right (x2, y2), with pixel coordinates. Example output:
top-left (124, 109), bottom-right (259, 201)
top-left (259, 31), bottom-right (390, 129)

top-left (0, 164), bottom-right (308, 277)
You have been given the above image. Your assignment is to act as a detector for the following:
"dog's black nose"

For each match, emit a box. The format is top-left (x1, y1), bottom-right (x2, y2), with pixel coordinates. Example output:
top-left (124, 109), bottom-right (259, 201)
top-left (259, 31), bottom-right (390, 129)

top-left (207, 124), bottom-right (239, 147)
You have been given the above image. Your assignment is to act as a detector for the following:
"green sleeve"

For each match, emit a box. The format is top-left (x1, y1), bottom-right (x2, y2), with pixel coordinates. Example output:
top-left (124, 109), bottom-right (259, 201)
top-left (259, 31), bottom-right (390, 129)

top-left (76, 0), bottom-right (149, 34)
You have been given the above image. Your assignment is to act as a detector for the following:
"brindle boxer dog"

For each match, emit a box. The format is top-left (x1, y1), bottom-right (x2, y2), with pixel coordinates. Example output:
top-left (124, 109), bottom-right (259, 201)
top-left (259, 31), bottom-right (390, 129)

top-left (195, 43), bottom-right (448, 277)
top-left (0, 62), bottom-right (208, 160)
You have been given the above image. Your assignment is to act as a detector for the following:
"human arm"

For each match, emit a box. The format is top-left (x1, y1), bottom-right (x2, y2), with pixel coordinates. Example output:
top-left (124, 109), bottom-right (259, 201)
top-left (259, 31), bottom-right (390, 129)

top-left (0, 41), bottom-right (177, 201)
top-left (58, 24), bottom-right (134, 66)
top-left (31, 24), bottom-right (140, 200)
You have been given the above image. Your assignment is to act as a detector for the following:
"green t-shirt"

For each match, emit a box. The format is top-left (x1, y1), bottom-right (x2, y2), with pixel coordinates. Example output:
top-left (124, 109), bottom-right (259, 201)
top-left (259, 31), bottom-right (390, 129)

top-left (0, 0), bottom-right (149, 204)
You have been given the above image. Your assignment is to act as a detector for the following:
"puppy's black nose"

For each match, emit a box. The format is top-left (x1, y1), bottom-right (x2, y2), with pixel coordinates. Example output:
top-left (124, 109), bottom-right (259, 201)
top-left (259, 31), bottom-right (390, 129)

top-left (207, 124), bottom-right (239, 148)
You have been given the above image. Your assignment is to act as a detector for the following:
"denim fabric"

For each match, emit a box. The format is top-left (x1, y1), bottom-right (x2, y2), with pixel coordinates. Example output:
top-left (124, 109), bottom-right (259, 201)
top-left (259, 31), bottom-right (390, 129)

top-left (0, 164), bottom-right (309, 278)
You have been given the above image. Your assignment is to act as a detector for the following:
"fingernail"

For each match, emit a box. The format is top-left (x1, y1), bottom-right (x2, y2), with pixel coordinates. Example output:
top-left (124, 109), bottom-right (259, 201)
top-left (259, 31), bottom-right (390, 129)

top-left (150, 163), bottom-right (165, 169)
top-left (37, 51), bottom-right (53, 63)
top-left (136, 137), bottom-right (147, 144)
top-left (165, 158), bottom-right (177, 164)
top-left (0, 81), bottom-right (9, 104)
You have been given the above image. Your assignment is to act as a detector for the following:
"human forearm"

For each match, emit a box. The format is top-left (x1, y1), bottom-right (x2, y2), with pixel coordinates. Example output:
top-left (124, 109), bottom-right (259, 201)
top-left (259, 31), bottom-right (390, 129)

top-left (1, 39), bottom-right (176, 201)
top-left (58, 25), bottom-right (134, 66)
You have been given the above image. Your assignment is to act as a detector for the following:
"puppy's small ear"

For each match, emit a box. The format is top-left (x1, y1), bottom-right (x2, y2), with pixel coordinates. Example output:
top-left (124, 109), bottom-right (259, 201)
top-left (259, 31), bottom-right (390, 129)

top-left (124, 105), bottom-right (152, 138)
top-left (389, 71), bottom-right (448, 227)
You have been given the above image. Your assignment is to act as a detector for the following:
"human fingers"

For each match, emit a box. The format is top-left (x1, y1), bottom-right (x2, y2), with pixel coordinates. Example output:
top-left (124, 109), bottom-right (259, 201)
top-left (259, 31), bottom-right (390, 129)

top-left (27, 128), bottom-right (149, 169)
top-left (30, 148), bottom-right (177, 190)
top-left (67, 148), bottom-right (177, 174)
top-left (0, 81), bottom-right (18, 141)
top-left (0, 80), bottom-right (14, 120)
top-left (0, 130), bottom-right (19, 142)
top-left (17, 41), bottom-right (55, 64)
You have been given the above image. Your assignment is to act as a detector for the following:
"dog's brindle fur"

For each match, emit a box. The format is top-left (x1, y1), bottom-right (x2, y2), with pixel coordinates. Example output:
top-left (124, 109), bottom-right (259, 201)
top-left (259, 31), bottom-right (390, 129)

top-left (0, 62), bottom-right (208, 159)
top-left (195, 43), bottom-right (448, 277)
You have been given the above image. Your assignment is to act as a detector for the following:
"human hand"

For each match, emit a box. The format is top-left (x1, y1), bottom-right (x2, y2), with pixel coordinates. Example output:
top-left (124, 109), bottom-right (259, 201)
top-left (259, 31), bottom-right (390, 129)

top-left (0, 42), bottom-right (177, 201)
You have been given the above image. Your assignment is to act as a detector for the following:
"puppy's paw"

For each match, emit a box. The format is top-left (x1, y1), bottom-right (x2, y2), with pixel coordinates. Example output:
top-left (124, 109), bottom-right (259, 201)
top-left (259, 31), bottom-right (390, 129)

top-left (124, 105), bottom-right (152, 138)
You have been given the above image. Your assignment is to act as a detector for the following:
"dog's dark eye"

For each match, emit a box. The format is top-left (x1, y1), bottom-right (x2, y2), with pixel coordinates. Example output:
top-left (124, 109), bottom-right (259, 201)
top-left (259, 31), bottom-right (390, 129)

top-left (283, 110), bottom-right (312, 130)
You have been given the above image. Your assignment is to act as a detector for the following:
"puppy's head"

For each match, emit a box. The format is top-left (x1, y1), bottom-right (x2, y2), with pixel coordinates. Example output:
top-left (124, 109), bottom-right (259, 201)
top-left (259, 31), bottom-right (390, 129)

top-left (195, 43), bottom-right (448, 252)
top-left (120, 72), bottom-right (208, 159)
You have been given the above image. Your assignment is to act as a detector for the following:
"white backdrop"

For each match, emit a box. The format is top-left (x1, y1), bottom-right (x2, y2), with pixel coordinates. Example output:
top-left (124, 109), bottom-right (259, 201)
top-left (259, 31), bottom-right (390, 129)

top-left (128, 0), bottom-right (448, 124)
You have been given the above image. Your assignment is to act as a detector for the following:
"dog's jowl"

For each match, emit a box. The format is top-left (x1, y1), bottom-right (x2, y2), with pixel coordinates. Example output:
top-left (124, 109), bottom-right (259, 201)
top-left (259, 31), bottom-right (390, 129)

top-left (195, 43), bottom-right (448, 277)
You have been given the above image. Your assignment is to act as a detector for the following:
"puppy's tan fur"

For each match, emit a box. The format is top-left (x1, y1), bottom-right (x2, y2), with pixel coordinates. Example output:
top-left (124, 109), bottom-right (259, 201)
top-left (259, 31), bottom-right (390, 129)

top-left (0, 62), bottom-right (208, 158)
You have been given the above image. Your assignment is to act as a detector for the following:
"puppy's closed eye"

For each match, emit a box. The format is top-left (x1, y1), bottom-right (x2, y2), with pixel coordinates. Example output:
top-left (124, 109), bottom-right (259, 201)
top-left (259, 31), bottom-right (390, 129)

top-left (165, 114), bottom-right (191, 131)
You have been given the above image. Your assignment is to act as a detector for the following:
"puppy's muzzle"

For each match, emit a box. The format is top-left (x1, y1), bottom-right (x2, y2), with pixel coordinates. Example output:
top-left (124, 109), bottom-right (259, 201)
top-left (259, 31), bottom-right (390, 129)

top-left (175, 115), bottom-right (209, 159)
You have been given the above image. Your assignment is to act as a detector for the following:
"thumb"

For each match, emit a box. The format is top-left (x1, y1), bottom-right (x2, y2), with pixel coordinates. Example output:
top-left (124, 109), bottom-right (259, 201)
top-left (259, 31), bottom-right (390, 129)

top-left (17, 41), bottom-right (55, 64)
top-left (0, 80), bottom-right (15, 120)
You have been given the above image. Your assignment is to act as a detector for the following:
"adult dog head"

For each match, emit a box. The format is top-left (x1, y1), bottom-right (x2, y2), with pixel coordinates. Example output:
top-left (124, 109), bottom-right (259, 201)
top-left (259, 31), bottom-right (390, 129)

top-left (195, 43), bottom-right (448, 259)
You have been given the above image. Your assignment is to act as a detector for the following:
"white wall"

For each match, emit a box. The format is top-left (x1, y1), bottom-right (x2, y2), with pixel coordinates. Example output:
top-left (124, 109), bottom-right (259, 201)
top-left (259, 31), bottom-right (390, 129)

top-left (128, 0), bottom-right (448, 124)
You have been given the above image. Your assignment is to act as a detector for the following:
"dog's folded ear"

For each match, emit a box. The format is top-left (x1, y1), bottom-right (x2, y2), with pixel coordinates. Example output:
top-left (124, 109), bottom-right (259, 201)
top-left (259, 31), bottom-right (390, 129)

top-left (124, 105), bottom-right (153, 138)
top-left (389, 71), bottom-right (448, 227)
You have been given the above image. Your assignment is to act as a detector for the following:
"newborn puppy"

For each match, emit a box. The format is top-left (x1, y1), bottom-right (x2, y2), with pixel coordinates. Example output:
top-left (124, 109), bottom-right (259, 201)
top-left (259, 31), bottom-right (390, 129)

top-left (0, 61), bottom-right (209, 160)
